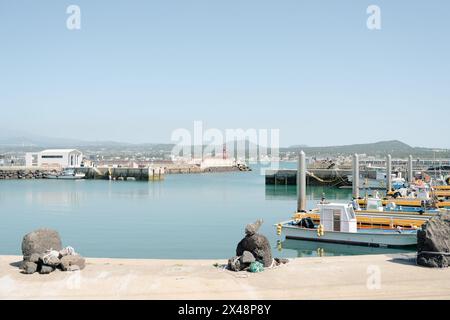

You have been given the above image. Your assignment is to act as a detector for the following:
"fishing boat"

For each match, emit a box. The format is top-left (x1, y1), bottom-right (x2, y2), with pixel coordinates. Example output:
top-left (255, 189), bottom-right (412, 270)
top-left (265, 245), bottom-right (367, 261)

top-left (358, 183), bottom-right (450, 208)
top-left (292, 207), bottom-right (429, 229)
top-left (346, 169), bottom-right (406, 190)
top-left (46, 169), bottom-right (86, 180)
top-left (356, 196), bottom-right (443, 215)
top-left (276, 203), bottom-right (418, 247)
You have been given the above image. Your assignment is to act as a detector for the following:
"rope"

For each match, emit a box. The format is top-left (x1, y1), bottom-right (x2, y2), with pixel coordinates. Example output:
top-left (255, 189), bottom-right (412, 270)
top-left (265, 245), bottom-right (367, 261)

top-left (419, 251), bottom-right (450, 256)
top-left (60, 246), bottom-right (76, 256)
top-left (268, 259), bottom-right (276, 269)
top-left (42, 246), bottom-right (77, 265)
top-left (42, 249), bottom-right (60, 265)
top-left (306, 170), bottom-right (346, 184)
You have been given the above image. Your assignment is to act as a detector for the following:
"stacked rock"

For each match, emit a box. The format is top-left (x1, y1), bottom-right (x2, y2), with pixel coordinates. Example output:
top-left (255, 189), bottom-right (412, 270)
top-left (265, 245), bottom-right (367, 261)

top-left (0, 169), bottom-right (52, 180)
top-left (228, 220), bottom-right (288, 272)
top-left (21, 229), bottom-right (86, 275)
top-left (417, 212), bottom-right (450, 268)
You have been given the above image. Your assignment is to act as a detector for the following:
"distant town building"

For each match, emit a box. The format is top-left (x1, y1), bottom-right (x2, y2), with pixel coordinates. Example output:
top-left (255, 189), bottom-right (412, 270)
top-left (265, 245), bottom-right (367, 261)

top-left (25, 149), bottom-right (83, 169)
top-left (0, 155), bottom-right (4, 166)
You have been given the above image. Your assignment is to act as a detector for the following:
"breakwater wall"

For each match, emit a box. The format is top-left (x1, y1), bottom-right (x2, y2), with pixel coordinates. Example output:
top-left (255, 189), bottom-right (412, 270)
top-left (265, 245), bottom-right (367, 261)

top-left (266, 168), bottom-right (450, 187)
top-left (265, 168), bottom-right (351, 187)
top-left (165, 166), bottom-right (241, 174)
top-left (0, 168), bottom-right (56, 180)
top-left (0, 164), bottom-right (249, 180)
top-left (77, 167), bottom-right (165, 181)
top-left (0, 167), bottom-right (163, 181)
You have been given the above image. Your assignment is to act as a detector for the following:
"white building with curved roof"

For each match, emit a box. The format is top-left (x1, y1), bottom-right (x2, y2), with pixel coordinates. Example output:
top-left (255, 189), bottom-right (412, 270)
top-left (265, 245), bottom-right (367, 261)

top-left (26, 149), bottom-right (83, 168)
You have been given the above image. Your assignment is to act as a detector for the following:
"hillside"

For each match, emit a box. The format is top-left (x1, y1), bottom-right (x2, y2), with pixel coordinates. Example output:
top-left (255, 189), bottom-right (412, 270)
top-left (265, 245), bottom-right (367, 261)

top-left (0, 132), bottom-right (448, 159)
top-left (283, 140), bottom-right (449, 158)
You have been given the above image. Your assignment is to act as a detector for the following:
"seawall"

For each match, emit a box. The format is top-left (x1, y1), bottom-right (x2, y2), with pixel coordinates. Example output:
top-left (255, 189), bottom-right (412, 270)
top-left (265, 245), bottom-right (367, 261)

top-left (0, 168), bottom-right (57, 180)
top-left (0, 165), bottom-right (247, 180)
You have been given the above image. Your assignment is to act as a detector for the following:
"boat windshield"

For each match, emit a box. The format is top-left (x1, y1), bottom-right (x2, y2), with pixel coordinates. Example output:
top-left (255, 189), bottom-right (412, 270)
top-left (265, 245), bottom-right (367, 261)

top-left (367, 199), bottom-right (382, 211)
top-left (348, 207), bottom-right (356, 219)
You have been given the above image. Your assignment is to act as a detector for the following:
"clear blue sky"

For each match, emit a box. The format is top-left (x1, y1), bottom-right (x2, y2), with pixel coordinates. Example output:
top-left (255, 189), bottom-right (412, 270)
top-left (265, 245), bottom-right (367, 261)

top-left (0, 1), bottom-right (449, 147)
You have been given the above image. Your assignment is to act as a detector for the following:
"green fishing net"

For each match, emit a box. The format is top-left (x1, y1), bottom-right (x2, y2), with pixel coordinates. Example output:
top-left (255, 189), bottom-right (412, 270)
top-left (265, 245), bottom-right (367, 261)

top-left (248, 261), bottom-right (264, 273)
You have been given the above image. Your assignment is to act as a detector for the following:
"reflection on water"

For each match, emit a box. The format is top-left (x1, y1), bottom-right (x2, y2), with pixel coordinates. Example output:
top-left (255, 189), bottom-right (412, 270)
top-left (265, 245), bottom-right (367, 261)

top-left (106, 181), bottom-right (164, 199)
top-left (265, 185), bottom-right (352, 201)
top-left (21, 181), bottom-right (164, 207)
top-left (25, 190), bottom-right (84, 209)
top-left (278, 239), bottom-right (416, 258)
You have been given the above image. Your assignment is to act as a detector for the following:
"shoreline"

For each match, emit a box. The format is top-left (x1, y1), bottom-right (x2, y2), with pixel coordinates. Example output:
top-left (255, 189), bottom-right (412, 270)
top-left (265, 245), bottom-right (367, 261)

top-left (1, 254), bottom-right (450, 300)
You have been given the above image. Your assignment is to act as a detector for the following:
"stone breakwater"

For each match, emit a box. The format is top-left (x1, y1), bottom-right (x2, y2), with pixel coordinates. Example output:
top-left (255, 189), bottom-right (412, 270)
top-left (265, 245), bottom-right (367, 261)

top-left (165, 164), bottom-right (251, 174)
top-left (0, 169), bottom-right (56, 180)
top-left (165, 166), bottom-right (240, 174)
top-left (0, 164), bottom-right (251, 180)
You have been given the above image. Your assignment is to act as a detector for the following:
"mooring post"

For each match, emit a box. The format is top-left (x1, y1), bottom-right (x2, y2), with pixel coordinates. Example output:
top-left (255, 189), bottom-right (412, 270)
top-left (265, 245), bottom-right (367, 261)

top-left (386, 154), bottom-right (392, 192)
top-left (353, 154), bottom-right (360, 199)
top-left (148, 167), bottom-right (153, 181)
top-left (408, 155), bottom-right (414, 183)
top-left (297, 151), bottom-right (307, 212)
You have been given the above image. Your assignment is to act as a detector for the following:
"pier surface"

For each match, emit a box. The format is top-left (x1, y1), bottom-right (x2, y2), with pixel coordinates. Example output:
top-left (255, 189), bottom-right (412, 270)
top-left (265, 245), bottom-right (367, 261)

top-left (1, 254), bottom-right (450, 300)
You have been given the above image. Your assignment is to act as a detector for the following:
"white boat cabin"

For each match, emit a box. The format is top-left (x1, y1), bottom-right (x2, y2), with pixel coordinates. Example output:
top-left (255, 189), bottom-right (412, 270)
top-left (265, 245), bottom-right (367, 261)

top-left (317, 203), bottom-right (357, 233)
top-left (411, 185), bottom-right (431, 200)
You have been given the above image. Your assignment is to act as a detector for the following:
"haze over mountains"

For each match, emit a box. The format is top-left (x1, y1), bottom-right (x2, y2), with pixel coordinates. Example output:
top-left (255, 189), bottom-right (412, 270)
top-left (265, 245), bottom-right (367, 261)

top-left (0, 129), bottom-right (448, 158)
top-left (0, 129), bottom-right (128, 148)
top-left (283, 140), bottom-right (450, 157)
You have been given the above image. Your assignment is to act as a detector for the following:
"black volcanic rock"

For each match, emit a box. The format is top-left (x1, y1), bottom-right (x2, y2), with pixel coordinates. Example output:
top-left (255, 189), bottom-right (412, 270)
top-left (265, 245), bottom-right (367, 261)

top-left (236, 220), bottom-right (273, 267)
top-left (417, 213), bottom-right (450, 268)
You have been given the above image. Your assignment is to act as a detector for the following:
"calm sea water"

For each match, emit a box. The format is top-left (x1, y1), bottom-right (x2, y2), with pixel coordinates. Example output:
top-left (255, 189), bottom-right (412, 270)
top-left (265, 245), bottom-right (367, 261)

top-left (0, 164), bottom-right (413, 259)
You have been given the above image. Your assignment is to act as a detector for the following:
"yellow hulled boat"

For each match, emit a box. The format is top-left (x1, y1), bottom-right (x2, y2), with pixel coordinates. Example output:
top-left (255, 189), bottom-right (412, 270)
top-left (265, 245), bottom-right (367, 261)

top-left (293, 210), bottom-right (428, 229)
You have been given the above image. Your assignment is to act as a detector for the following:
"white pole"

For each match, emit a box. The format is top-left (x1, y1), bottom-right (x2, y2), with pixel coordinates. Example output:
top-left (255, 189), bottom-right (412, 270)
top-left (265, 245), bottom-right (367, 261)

top-left (408, 155), bottom-right (414, 183)
top-left (297, 151), bottom-right (307, 212)
top-left (353, 154), bottom-right (360, 199)
top-left (386, 154), bottom-right (392, 192)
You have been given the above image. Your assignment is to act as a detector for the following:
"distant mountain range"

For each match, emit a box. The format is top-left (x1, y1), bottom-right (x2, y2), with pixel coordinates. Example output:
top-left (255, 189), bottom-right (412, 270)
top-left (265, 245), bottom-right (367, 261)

top-left (0, 130), bottom-right (448, 158)
top-left (0, 129), bottom-right (132, 149)
top-left (284, 140), bottom-right (450, 158)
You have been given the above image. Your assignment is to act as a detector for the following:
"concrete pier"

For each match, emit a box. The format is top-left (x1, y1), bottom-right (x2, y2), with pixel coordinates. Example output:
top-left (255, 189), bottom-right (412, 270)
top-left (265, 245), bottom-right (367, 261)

top-left (77, 167), bottom-right (165, 181)
top-left (265, 156), bottom-right (450, 187)
top-left (0, 164), bottom-right (248, 180)
top-left (1, 254), bottom-right (449, 299)
top-left (265, 168), bottom-right (352, 187)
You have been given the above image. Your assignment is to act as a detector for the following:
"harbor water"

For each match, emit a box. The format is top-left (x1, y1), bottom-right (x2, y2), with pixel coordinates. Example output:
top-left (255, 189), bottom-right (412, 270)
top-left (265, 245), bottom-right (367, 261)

top-left (0, 164), bottom-right (414, 259)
